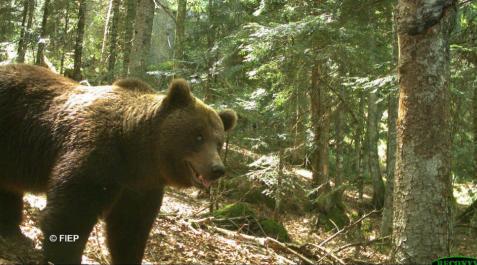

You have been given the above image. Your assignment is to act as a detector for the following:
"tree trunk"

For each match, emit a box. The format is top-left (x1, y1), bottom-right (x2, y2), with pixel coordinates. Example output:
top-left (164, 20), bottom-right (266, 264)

top-left (381, 10), bottom-right (399, 237)
top-left (122, 0), bottom-right (137, 77)
top-left (335, 91), bottom-right (344, 204)
top-left (392, 1), bottom-right (456, 263)
top-left (310, 65), bottom-right (329, 189)
top-left (128, 0), bottom-right (155, 78)
top-left (474, 83), bottom-right (477, 179)
top-left (36, 0), bottom-right (50, 66)
top-left (354, 93), bottom-right (366, 256)
top-left (205, 0), bottom-right (215, 101)
top-left (60, 1), bottom-right (70, 74)
top-left (368, 91), bottom-right (385, 209)
top-left (73, 0), bottom-right (87, 81)
top-left (101, 0), bottom-right (114, 63)
top-left (173, 0), bottom-right (187, 71)
top-left (107, 0), bottom-right (121, 81)
top-left (16, 0), bottom-right (30, 63)
top-left (381, 90), bottom-right (398, 236)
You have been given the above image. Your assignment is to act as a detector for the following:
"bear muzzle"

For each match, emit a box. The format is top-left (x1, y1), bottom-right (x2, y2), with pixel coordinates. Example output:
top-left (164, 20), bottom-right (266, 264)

top-left (186, 160), bottom-right (226, 189)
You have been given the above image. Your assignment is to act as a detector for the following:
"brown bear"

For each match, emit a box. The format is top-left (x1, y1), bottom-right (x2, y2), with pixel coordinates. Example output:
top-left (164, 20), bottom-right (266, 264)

top-left (0, 64), bottom-right (237, 264)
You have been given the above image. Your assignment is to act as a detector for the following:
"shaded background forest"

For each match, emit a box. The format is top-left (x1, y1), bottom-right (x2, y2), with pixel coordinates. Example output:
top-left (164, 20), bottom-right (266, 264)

top-left (0, 0), bottom-right (477, 263)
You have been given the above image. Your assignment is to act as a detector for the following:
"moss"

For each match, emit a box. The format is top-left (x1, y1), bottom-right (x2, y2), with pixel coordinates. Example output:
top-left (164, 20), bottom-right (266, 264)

top-left (317, 205), bottom-right (349, 230)
top-left (212, 202), bottom-right (257, 219)
top-left (259, 219), bottom-right (290, 242)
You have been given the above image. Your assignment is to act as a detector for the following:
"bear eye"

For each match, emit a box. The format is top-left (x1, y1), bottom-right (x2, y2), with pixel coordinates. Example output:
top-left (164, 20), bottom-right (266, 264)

top-left (196, 135), bottom-right (204, 142)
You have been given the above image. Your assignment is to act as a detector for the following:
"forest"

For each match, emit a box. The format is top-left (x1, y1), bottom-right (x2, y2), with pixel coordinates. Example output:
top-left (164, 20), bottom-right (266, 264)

top-left (0, 0), bottom-right (476, 264)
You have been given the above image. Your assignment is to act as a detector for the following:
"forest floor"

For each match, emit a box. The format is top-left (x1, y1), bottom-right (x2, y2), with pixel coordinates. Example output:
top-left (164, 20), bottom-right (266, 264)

top-left (0, 181), bottom-right (476, 264)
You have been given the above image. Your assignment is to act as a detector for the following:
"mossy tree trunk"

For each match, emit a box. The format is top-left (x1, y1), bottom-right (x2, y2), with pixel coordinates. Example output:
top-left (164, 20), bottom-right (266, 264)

top-left (392, 0), bottom-right (456, 262)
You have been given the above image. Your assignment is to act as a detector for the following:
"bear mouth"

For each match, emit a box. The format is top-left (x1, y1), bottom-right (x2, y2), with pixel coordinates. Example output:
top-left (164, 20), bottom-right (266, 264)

top-left (186, 162), bottom-right (211, 189)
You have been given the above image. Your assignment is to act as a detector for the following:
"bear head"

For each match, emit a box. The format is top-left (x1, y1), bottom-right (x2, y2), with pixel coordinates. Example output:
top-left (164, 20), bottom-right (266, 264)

top-left (155, 79), bottom-right (237, 189)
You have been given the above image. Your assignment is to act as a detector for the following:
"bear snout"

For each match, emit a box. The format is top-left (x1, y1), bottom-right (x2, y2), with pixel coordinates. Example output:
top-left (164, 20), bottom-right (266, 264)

top-left (210, 163), bottom-right (226, 180)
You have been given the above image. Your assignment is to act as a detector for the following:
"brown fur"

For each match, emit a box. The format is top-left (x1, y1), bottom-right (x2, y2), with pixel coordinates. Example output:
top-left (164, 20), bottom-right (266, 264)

top-left (0, 64), bottom-right (237, 264)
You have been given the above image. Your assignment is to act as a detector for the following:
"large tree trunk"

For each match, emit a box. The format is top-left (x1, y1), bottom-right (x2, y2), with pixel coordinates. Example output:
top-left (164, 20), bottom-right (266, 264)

top-left (107, 0), bottom-right (121, 81)
top-left (122, 0), bottom-right (136, 77)
top-left (368, 91), bottom-right (385, 209)
top-left (128, 0), bottom-right (155, 78)
top-left (173, 0), bottom-right (187, 71)
top-left (392, 1), bottom-right (456, 263)
top-left (35, 0), bottom-right (50, 66)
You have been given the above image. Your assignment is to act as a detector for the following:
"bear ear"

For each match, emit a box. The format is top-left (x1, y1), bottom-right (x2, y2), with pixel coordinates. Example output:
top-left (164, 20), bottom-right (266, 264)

top-left (219, 109), bottom-right (238, 132)
top-left (165, 79), bottom-right (193, 107)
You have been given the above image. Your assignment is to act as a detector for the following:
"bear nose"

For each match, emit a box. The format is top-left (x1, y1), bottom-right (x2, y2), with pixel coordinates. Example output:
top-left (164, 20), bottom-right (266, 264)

top-left (211, 164), bottom-right (226, 180)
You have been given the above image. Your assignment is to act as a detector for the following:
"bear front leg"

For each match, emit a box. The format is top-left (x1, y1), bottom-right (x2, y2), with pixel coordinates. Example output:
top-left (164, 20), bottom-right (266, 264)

top-left (105, 187), bottom-right (164, 264)
top-left (42, 181), bottom-right (120, 264)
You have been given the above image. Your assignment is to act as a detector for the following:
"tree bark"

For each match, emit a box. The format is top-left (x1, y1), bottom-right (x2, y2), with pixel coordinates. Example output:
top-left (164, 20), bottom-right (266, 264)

top-left (73, 0), bottom-right (87, 81)
top-left (474, 83), bottom-right (477, 179)
top-left (392, 1), bottom-right (456, 263)
top-left (128, 0), bottom-right (155, 78)
top-left (334, 89), bottom-right (345, 204)
top-left (122, 0), bottom-right (137, 77)
top-left (60, 1), bottom-right (70, 74)
top-left (36, 0), bottom-right (50, 66)
top-left (381, 10), bottom-right (399, 237)
top-left (16, 0), bottom-right (30, 63)
top-left (205, 0), bottom-right (215, 101)
top-left (107, 0), bottom-right (121, 81)
top-left (368, 91), bottom-right (385, 209)
top-left (381, 90), bottom-right (398, 236)
top-left (173, 0), bottom-right (187, 71)
top-left (101, 0), bottom-right (114, 62)
top-left (310, 65), bottom-right (329, 189)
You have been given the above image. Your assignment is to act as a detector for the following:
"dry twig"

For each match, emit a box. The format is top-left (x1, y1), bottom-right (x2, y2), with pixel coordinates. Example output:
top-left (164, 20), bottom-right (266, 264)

top-left (318, 210), bottom-right (379, 247)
